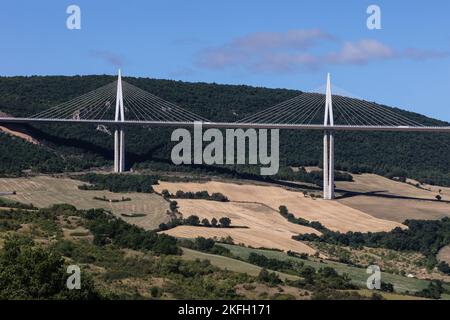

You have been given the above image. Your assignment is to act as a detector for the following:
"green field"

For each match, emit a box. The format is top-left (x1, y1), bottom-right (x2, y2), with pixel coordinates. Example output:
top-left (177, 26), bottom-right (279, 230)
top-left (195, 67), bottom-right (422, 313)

top-left (181, 247), bottom-right (299, 281)
top-left (217, 244), bottom-right (450, 295)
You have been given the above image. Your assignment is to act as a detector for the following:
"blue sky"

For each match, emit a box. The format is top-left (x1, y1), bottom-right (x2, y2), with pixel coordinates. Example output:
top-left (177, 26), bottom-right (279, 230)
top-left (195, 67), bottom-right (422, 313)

top-left (1, 0), bottom-right (450, 121)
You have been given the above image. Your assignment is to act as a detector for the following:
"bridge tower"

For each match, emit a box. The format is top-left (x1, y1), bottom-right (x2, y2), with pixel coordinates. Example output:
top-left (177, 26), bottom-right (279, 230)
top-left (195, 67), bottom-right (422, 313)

top-left (323, 73), bottom-right (335, 200)
top-left (114, 70), bottom-right (125, 173)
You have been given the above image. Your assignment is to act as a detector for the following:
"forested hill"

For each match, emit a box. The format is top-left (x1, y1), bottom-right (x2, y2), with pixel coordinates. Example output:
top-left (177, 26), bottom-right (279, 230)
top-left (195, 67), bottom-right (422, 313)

top-left (0, 75), bottom-right (450, 186)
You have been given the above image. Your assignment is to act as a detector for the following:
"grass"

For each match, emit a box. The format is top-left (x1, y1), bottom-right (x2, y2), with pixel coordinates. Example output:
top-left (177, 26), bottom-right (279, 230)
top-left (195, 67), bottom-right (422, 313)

top-left (180, 247), bottom-right (299, 281)
top-left (355, 289), bottom-right (429, 300)
top-left (217, 243), bottom-right (450, 294)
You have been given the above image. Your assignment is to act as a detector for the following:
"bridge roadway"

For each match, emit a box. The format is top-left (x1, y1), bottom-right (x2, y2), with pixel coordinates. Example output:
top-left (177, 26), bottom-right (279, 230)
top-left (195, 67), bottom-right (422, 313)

top-left (0, 117), bottom-right (450, 133)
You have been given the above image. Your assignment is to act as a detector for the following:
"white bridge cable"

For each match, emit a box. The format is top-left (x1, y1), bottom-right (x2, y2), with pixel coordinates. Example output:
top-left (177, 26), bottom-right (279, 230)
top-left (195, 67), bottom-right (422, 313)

top-left (337, 97), bottom-right (394, 126)
top-left (275, 94), bottom-right (325, 124)
top-left (29, 80), bottom-right (210, 123)
top-left (237, 93), bottom-right (325, 124)
top-left (53, 86), bottom-right (115, 120)
top-left (122, 83), bottom-right (191, 122)
top-left (248, 94), bottom-right (318, 124)
top-left (27, 77), bottom-right (437, 128)
top-left (29, 83), bottom-right (110, 119)
top-left (333, 99), bottom-right (359, 126)
top-left (237, 87), bottom-right (432, 127)
top-left (354, 99), bottom-right (426, 127)
top-left (334, 96), bottom-right (380, 126)
top-left (121, 81), bottom-right (210, 122)
top-left (122, 81), bottom-right (208, 122)
top-left (122, 83), bottom-right (172, 121)
top-left (334, 96), bottom-right (420, 127)
top-left (237, 94), bottom-right (305, 123)
top-left (31, 81), bottom-right (117, 120)
top-left (77, 88), bottom-right (117, 120)
top-left (124, 91), bottom-right (171, 122)
top-left (32, 82), bottom-right (116, 120)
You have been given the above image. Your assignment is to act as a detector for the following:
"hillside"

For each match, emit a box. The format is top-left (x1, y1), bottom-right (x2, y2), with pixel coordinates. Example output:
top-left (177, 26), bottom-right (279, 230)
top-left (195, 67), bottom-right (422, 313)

top-left (1, 75), bottom-right (450, 186)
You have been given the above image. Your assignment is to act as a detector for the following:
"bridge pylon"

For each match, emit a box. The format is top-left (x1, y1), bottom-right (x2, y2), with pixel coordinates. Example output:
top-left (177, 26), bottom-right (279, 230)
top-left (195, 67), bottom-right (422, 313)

top-left (114, 69), bottom-right (126, 173)
top-left (323, 73), bottom-right (335, 200)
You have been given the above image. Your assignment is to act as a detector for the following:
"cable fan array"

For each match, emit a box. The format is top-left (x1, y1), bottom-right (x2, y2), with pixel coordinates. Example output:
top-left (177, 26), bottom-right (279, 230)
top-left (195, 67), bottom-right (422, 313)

top-left (30, 79), bottom-right (431, 127)
top-left (236, 92), bottom-right (426, 127)
top-left (30, 80), bottom-right (209, 123)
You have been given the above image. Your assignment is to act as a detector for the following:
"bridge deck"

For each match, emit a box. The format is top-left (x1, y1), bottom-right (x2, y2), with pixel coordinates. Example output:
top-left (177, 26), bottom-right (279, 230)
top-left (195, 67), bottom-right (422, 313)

top-left (0, 117), bottom-right (449, 132)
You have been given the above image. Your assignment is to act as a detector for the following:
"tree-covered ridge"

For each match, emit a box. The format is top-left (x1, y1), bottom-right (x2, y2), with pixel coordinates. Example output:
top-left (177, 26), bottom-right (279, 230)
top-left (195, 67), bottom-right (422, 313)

top-left (1, 75), bottom-right (450, 185)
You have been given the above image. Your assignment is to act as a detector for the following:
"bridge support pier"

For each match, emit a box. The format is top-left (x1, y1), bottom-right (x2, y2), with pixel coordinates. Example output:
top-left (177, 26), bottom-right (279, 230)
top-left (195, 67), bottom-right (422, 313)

top-left (323, 73), bottom-right (335, 200)
top-left (114, 129), bottom-right (125, 173)
top-left (323, 131), bottom-right (334, 200)
top-left (114, 70), bottom-right (126, 173)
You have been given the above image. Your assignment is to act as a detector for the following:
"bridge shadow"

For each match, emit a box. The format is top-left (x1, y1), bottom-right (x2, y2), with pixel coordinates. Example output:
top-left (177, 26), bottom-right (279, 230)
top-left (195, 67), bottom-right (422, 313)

top-left (20, 124), bottom-right (114, 159)
top-left (127, 147), bottom-right (320, 191)
top-left (335, 189), bottom-right (450, 204)
top-left (8, 124), bottom-right (312, 190)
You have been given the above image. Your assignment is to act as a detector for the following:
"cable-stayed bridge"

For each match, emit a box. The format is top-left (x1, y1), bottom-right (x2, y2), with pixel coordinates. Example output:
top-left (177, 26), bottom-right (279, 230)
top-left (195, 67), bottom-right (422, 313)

top-left (0, 71), bottom-right (449, 199)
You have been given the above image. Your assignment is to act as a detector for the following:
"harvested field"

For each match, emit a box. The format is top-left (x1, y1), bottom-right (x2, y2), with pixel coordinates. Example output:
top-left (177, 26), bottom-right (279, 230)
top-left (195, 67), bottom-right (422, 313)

top-left (162, 199), bottom-right (319, 254)
top-left (336, 174), bottom-right (450, 223)
top-left (0, 176), bottom-right (169, 230)
top-left (155, 181), bottom-right (404, 233)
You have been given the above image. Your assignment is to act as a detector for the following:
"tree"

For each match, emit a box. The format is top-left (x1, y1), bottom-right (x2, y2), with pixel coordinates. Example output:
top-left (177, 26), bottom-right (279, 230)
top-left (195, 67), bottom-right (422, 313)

top-left (161, 189), bottom-right (170, 199)
top-left (0, 235), bottom-right (101, 300)
top-left (194, 237), bottom-right (215, 251)
top-left (415, 281), bottom-right (445, 299)
top-left (175, 190), bottom-right (186, 198)
top-left (257, 268), bottom-right (281, 286)
top-left (380, 282), bottom-right (394, 293)
top-left (211, 217), bottom-right (218, 227)
top-left (436, 195), bottom-right (442, 201)
top-left (169, 201), bottom-right (178, 213)
top-left (201, 218), bottom-right (210, 227)
top-left (184, 215), bottom-right (200, 226)
top-left (279, 205), bottom-right (289, 216)
top-left (211, 192), bottom-right (229, 202)
top-left (438, 261), bottom-right (450, 275)
top-left (219, 217), bottom-right (231, 228)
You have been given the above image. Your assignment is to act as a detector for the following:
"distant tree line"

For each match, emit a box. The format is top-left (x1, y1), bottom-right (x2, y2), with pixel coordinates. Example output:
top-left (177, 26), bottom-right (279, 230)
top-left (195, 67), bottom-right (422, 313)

top-left (158, 215), bottom-right (232, 231)
top-left (279, 206), bottom-right (327, 232)
top-left (161, 189), bottom-right (229, 202)
top-left (179, 237), bottom-right (231, 256)
top-left (76, 173), bottom-right (159, 193)
top-left (93, 195), bottom-right (131, 203)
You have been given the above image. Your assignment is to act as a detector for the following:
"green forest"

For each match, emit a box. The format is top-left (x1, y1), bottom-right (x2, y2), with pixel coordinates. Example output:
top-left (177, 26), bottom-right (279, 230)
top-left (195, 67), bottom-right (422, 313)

top-left (1, 75), bottom-right (450, 186)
